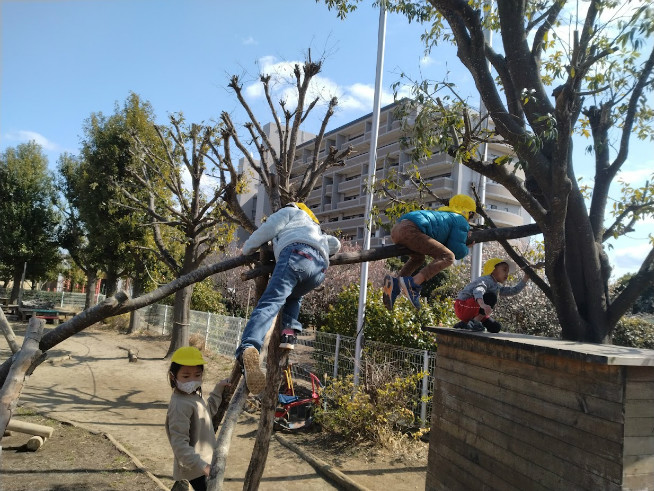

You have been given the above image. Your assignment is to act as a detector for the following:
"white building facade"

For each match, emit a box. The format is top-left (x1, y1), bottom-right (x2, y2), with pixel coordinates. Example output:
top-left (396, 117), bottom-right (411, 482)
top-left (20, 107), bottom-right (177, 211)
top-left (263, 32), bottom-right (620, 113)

top-left (238, 102), bottom-right (528, 247)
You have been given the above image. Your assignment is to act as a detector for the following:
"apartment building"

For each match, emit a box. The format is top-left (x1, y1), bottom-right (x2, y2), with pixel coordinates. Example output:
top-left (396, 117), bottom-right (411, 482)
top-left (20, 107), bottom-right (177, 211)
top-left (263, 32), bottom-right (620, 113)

top-left (238, 101), bottom-right (528, 246)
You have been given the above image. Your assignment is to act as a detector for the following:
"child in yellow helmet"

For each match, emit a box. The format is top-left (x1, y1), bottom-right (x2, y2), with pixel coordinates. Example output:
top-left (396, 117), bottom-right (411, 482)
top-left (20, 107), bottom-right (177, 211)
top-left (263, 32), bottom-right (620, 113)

top-left (454, 258), bottom-right (529, 332)
top-left (236, 202), bottom-right (340, 395)
top-left (166, 346), bottom-right (229, 491)
top-left (383, 194), bottom-right (477, 311)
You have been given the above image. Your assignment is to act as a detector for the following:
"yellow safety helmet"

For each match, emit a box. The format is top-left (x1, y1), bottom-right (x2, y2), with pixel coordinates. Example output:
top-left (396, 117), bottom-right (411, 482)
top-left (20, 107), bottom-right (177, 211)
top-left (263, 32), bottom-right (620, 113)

top-left (483, 258), bottom-right (516, 276)
top-left (295, 202), bottom-right (319, 224)
top-left (448, 194), bottom-right (477, 217)
top-left (171, 346), bottom-right (206, 366)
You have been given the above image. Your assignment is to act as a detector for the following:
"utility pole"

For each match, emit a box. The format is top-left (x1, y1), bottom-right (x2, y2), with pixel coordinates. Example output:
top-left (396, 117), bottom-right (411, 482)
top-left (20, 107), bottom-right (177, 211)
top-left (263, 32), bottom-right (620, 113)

top-left (353, 5), bottom-right (387, 388)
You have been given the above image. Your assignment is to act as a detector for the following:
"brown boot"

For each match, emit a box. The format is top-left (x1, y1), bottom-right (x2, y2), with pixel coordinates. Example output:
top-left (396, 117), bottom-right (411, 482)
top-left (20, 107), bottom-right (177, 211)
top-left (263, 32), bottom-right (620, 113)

top-left (241, 347), bottom-right (266, 395)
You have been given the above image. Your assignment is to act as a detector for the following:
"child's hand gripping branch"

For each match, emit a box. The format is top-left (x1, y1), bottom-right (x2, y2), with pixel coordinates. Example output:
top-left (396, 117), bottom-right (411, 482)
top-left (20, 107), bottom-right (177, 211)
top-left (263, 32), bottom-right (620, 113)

top-left (234, 203), bottom-right (340, 395)
top-left (165, 346), bottom-right (229, 491)
top-left (453, 258), bottom-right (529, 333)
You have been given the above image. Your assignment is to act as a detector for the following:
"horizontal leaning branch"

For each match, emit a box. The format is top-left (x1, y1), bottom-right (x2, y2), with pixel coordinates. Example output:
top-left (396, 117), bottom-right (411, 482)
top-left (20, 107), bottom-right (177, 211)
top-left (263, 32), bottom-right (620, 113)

top-left (0, 222), bottom-right (541, 388)
top-left (240, 223), bottom-right (542, 280)
top-left (0, 253), bottom-right (258, 387)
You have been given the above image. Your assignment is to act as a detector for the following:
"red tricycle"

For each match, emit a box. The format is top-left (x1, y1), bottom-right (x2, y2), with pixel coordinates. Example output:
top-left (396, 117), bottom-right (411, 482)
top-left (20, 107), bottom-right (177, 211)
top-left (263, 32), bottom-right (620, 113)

top-left (274, 365), bottom-right (322, 431)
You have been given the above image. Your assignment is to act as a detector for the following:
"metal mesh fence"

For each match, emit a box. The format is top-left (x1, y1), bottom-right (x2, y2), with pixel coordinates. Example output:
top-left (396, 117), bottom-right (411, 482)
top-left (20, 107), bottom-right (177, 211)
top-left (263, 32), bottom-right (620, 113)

top-left (0, 288), bottom-right (105, 310)
top-left (123, 303), bottom-right (437, 425)
top-left (137, 304), bottom-right (245, 357)
top-left (312, 331), bottom-right (437, 424)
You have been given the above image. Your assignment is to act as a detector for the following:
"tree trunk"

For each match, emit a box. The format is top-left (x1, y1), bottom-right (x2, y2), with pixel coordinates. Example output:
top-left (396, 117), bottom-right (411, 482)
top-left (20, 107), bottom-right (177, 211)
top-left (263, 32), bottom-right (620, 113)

top-left (127, 275), bottom-right (145, 334)
top-left (243, 318), bottom-right (288, 490)
top-left (9, 268), bottom-right (21, 304)
top-left (164, 284), bottom-right (193, 358)
top-left (84, 272), bottom-right (97, 311)
top-left (104, 271), bottom-right (119, 298)
top-left (207, 379), bottom-right (248, 491)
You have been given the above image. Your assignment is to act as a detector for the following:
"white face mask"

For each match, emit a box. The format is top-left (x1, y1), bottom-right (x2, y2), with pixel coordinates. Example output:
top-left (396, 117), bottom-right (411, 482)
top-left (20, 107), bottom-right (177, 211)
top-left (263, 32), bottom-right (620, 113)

top-left (176, 379), bottom-right (202, 394)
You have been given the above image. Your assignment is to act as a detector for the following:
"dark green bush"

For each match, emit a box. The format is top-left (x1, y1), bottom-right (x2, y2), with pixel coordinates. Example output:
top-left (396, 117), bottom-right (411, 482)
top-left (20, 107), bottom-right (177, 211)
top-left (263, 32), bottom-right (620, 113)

top-left (611, 315), bottom-right (654, 349)
top-left (315, 372), bottom-right (429, 445)
top-left (321, 283), bottom-right (455, 349)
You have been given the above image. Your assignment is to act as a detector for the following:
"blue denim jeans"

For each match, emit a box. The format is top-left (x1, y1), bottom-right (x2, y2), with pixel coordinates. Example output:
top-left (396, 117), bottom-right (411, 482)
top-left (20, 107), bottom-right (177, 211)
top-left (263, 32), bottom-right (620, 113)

top-left (235, 243), bottom-right (327, 358)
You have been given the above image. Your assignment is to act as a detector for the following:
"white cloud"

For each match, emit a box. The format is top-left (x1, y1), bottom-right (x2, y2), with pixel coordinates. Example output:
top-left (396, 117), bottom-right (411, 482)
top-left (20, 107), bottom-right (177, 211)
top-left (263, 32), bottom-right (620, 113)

top-left (4, 130), bottom-right (61, 152)
top-left (420, 55), bottom-right (435, 67)
top-left (609, 241), bottom-right (651, 279)
top-left (616, 166), bottom-right (654, 186)
top-left (180, 166), bottom-right (221, 196)
top-left (242, 36), bottom-right (257, 46)
top-left (244, 55), bottom-right (397, 114)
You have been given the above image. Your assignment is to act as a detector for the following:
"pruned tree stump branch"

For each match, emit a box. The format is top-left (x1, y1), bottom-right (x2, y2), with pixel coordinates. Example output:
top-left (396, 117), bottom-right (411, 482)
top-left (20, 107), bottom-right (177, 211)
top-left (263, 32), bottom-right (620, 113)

top-left (118, 346), bottom-right (139, 363)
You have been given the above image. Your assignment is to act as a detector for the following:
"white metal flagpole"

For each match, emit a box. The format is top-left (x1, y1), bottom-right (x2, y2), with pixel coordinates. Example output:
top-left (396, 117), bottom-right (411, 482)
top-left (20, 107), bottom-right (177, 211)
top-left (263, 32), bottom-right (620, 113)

top-left (470, 2), bottom-right (493, 281)
top-left (353, 5), bottom-right (387, 388)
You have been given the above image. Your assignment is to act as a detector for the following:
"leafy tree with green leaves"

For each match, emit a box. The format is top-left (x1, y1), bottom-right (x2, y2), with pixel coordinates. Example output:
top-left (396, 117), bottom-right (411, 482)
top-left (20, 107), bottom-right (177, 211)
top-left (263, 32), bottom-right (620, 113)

top-left (323, 0), bottom-right (654, 342)
top-left (0, 142), bottom-right (61, 303)
top-left (75, 92), bottom-right (159, 296)
top-left (57, 152), bottom-right (103, 309)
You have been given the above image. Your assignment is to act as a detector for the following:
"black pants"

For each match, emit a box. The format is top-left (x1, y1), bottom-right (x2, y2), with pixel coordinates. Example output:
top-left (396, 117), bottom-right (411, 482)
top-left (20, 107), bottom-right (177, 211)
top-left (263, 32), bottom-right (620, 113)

top-left (479, 292), bottom-right (497, 315)
top-left (189, 475), bottom-right (207, 491)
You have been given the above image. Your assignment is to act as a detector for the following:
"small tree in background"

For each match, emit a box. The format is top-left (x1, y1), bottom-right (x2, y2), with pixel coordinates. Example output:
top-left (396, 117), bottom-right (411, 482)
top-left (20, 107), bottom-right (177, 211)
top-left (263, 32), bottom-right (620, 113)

top-left (126, 113), bottom-right (236, 357)
top-left (0, 141), bottom-right (61, 303)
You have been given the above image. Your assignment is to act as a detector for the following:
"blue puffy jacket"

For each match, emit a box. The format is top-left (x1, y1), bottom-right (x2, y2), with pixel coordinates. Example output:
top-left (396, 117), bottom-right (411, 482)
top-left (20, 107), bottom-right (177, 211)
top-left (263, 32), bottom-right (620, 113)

top-left (398, 210), bottom-right (470, 259)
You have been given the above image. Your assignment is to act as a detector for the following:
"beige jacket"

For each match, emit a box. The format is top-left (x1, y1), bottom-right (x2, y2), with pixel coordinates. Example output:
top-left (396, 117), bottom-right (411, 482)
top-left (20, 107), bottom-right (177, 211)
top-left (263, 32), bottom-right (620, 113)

top-left (165, 382), bottom-right (224, 481)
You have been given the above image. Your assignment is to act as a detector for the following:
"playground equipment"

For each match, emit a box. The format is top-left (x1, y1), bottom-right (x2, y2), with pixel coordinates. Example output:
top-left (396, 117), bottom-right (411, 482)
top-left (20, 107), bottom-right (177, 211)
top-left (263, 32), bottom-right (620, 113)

top-left (274, 365), bottom-right (322, 432)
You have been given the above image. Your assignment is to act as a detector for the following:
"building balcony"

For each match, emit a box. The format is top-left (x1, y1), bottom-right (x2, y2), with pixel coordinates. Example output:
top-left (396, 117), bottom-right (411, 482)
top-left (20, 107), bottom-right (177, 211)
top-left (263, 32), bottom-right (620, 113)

top-left (400, 176), bottom-right (454, 198)
top-left (485, 208), bottom-right (525, 227)
top-left (332, 197), bottom-right (366, 213)
top-left (338, 179), bottom-right (361, 193)
top-left (307, 187), bottom-right (322, 200)
top-left (323, 216), bottom-right (362, 233)
top-left (485, 182), bottom-right (518, 204)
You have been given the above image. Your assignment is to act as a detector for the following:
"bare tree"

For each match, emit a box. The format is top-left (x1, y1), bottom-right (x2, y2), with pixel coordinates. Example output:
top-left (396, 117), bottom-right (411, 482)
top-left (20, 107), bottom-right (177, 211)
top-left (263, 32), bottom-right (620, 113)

top-left (126, 115), bottom-right (237, 357)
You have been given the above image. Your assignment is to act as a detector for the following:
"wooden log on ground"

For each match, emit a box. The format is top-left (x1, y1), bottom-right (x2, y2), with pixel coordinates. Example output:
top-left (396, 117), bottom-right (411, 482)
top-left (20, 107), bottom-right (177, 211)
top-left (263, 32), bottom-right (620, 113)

top-left (6, 419), bottom-right (54, 439)
top-left (26, 435), bottom-right (44, 451)
top-left (118, 346), bottom-right (139, 363)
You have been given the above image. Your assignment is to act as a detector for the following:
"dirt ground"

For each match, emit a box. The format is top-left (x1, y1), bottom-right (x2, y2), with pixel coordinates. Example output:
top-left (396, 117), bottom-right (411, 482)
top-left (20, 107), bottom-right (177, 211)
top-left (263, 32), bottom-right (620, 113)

top-left (1, 322), bottom-right (427, 490)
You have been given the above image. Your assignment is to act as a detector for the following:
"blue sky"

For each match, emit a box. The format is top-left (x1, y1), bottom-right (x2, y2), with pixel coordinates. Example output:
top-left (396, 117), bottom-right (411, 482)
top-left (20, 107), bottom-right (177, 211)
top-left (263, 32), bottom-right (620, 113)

top-left (1, 0), bottom-right (651, 279)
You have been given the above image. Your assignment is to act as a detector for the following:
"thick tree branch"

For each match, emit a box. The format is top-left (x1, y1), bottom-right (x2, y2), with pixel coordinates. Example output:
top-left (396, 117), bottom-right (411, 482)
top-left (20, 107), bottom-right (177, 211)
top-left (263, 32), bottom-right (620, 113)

top-left (0, 253), bottom-right (259, 388)
top-left (240, 223), bottom-right (541, 281)
top-left (0, 317), bottom-right (46, 436)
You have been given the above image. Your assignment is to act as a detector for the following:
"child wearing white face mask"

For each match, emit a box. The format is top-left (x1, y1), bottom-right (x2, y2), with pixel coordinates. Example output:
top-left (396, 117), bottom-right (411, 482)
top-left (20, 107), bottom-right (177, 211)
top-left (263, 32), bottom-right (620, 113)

top-left (165, 346), bottom-right (229, 491)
